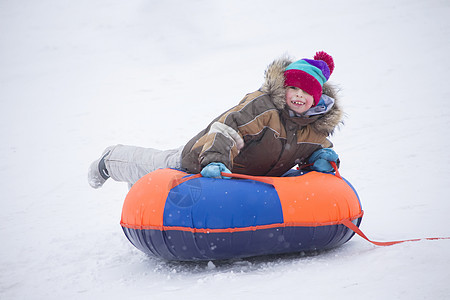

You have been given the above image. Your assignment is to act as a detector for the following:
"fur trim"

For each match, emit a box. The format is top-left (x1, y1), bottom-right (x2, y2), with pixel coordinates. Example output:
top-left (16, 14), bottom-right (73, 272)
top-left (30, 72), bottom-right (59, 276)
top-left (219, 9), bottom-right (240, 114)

top-left (261, 56), bottom-right (343, 136)
top-left (260, 56), bottom-right (292, 110)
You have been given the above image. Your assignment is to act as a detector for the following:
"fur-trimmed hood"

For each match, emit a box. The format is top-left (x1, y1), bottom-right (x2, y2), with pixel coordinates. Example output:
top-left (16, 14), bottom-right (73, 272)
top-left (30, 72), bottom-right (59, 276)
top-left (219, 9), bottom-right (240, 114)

top-left (260, 57), bottom-right (343, 135)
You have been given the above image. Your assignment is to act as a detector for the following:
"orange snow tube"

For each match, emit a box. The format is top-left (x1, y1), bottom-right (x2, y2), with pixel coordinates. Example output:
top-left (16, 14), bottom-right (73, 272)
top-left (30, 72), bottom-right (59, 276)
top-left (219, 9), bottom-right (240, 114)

top-left (120, 168), bottom-right (363, 261)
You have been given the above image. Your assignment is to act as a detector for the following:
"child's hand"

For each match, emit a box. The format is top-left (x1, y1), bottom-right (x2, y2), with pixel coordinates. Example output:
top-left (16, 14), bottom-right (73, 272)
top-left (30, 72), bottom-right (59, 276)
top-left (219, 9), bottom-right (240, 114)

top-left (308, 148), bottom-right (339, 172)
top-left (200, 162), bottom-right (232, 179)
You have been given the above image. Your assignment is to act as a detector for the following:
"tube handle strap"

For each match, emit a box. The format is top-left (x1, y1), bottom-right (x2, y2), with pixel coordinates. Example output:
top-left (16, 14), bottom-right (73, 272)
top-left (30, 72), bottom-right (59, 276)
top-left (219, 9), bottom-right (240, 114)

top-left (168, 172), bottom-right (274, 190)
top-left (169, 166), bottom-right (343, 190)
top-left (330, 161), bottom-right (342, 179)
top-left (168, 173), bottom-right (202, 190)
top-left (220, 172), bottom-right (274, 185)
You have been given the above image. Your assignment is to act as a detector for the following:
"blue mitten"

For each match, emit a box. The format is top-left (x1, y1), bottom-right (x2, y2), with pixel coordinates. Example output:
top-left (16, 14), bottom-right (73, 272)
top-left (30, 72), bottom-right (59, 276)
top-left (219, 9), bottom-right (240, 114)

top-left (308, 148), bottom-right (339, 172)
top-left (200, 162), bottom-right (232, 179)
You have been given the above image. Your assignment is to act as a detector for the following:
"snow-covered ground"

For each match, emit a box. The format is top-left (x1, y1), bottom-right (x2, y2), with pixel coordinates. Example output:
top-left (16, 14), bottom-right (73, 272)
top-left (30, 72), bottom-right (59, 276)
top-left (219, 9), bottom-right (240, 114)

top-left (1, 0), bottom-right (450, 299)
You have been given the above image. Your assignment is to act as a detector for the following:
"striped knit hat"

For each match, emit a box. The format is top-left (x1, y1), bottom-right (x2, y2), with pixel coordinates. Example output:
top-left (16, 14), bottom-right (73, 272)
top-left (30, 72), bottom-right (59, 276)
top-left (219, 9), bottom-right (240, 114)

top-left (284, 51), bottom-right (335, 106)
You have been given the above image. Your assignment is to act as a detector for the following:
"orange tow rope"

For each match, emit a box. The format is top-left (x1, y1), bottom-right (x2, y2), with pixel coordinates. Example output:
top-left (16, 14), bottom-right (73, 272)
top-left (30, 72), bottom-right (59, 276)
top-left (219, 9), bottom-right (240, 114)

top-left (329, 163), bottom-right (450, 246)
top-left (341, 218), bottom-right (450, 246)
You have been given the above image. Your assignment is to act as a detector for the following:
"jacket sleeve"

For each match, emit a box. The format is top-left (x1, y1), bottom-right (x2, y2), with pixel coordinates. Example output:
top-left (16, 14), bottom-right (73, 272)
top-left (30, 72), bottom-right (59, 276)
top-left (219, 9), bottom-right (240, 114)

top-left (195, 93), bottom-right (281, 170)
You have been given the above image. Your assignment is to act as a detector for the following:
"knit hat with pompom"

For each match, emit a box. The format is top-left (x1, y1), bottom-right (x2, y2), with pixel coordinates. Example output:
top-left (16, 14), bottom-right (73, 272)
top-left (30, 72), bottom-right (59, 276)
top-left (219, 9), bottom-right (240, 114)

top-left (284, 51), bottom-right (335, 106)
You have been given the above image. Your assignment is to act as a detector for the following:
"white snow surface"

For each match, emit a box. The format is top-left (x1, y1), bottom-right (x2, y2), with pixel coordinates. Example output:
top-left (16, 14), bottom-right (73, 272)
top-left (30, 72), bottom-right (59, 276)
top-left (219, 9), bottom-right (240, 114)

top-left (1, 0), bottom-right (450, 299)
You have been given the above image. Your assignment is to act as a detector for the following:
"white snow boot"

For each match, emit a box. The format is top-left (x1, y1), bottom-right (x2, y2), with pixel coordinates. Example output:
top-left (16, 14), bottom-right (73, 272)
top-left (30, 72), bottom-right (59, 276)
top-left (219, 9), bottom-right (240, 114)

top-left (88, 147), bottom-right (112, 189)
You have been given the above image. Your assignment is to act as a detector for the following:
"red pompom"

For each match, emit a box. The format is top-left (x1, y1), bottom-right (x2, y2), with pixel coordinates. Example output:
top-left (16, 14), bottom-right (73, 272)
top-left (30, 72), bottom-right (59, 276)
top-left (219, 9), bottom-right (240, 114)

top-left (314, 51), bottom-right (335, 75)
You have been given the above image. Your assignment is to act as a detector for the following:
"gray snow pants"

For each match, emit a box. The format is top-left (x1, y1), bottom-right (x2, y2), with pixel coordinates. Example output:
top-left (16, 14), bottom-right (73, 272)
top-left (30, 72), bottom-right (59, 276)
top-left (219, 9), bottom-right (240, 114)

top-left (104, 144), bottom-right (184, 186)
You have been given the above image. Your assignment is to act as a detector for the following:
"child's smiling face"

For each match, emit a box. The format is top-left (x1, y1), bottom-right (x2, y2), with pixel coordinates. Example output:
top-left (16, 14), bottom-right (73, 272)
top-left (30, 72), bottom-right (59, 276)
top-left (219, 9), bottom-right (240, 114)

top-left (285, 86), bottom-right (314, 114)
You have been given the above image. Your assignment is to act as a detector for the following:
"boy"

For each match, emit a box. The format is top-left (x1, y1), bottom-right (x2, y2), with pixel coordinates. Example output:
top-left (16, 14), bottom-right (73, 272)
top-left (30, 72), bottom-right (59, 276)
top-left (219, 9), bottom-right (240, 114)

top-left (89, 51), bottom-right (341, 188)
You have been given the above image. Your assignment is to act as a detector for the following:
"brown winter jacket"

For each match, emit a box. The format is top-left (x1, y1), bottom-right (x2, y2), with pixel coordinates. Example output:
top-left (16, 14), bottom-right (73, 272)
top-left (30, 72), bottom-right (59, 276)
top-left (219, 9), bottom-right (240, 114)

top-left (181, 57), bottom-right (343, 176)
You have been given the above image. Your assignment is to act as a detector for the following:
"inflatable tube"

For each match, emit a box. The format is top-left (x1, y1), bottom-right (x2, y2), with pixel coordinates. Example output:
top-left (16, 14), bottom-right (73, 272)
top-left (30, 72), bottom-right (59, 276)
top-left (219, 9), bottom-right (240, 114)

top-left (120, 168), bottom-right (363, 261)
